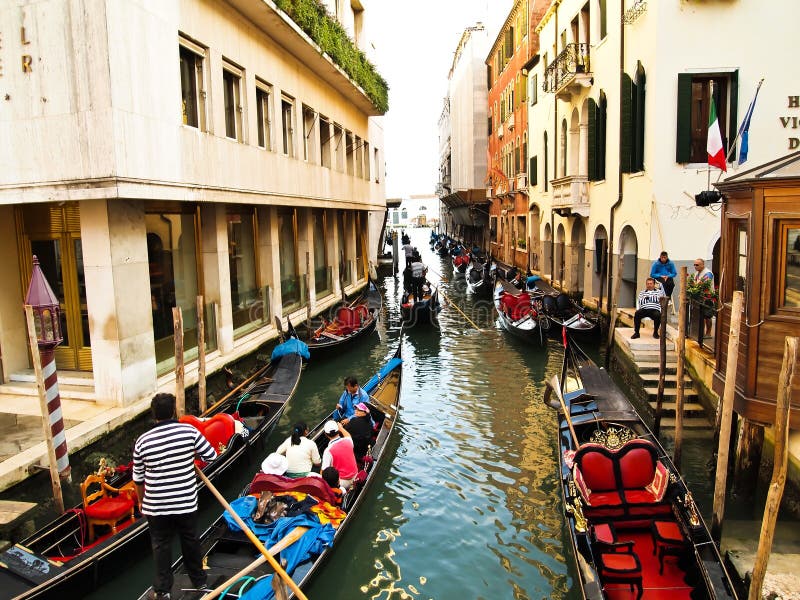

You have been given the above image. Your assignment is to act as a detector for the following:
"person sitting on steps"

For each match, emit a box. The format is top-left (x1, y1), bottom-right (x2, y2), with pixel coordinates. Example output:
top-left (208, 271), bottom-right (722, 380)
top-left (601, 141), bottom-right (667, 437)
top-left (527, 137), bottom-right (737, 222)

top-left (632, 277), bottom-right (665, 339)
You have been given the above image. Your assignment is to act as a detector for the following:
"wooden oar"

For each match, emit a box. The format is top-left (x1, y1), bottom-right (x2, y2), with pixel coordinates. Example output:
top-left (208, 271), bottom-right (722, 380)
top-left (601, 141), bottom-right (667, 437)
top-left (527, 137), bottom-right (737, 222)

top-left (195, 467), bottom-right (309, 600)
top-left (199, 526), bottom-right (308, 600)
top-left (549, 375), bottom-right (580, 448)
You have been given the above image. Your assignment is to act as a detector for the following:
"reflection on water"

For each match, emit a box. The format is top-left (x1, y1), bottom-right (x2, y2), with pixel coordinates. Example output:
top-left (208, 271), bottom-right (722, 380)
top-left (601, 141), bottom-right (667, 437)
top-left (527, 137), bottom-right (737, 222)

top-left (88, 228), bottom-right (726, 600)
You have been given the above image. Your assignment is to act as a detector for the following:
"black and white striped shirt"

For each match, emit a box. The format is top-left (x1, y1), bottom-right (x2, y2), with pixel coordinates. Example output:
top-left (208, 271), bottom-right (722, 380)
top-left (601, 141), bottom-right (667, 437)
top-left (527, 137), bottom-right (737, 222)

top-left (637, 287), bottom-right (665, 312)
top-left (132, 421), bottom-right (216, 516)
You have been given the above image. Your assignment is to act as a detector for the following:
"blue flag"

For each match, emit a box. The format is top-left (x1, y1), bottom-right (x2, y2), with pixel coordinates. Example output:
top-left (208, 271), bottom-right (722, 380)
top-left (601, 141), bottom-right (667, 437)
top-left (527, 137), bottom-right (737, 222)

top-left (737, 81), bottom-right (762, 165)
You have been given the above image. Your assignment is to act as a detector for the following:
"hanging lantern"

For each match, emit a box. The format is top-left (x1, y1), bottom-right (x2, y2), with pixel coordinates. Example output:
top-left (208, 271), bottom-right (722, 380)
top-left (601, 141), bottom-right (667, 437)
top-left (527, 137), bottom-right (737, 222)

top-left (24, 255), bottom-right (63, 348)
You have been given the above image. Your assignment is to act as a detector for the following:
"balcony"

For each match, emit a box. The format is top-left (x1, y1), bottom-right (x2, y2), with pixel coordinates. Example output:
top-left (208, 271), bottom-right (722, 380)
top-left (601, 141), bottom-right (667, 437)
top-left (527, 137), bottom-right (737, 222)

top-left (551, 175), bottom-right (589, 217)
top-left (497, 123), bottom-right (504, 139)
top-left (543, 43), bottom-right (592, 100)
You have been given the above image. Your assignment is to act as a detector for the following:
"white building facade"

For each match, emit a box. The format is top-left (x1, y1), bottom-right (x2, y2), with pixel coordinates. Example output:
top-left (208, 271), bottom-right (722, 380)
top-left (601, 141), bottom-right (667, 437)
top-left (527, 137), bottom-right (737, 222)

top-left (438, 24), bottom-right (490, 245)
top-left (526, 0), bottom-right (797, 308)
top-left (389, 195), bottom-right (439, 229)
top-left (0, 0), bottom-right (386, 407)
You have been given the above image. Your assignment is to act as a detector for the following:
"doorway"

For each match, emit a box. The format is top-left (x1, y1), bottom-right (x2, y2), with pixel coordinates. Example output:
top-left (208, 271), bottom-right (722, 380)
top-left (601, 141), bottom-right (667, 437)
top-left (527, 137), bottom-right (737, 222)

top-left (16, 205), bottom-right (92, 371)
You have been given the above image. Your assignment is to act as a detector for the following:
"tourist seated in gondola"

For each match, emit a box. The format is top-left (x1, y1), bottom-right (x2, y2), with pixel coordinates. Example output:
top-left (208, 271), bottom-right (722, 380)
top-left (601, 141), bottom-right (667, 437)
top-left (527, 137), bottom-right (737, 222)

top-left (274, 421), bottom-right (321, 478)
top-left (321, 467), bottom-right (344, 506)
top-left (334, 376), bottom-right (370, 423)
top-left (321, 421), bottom-right (358, 490)
top-left (410, 256), bottom-right (428, 300)
top-left (344, 402), bottom-right (374, 461)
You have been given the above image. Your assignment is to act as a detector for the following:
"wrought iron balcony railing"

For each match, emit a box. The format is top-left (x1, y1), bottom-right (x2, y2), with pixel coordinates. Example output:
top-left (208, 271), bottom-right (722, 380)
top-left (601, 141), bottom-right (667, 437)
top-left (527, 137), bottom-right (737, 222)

top-left (543, 43), bottom-right (591, 94)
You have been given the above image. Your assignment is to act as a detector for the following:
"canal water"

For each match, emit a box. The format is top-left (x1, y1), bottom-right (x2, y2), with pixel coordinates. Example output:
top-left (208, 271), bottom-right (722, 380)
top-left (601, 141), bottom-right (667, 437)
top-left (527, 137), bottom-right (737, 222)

top-left (82, 227), bottom-right (724, 600)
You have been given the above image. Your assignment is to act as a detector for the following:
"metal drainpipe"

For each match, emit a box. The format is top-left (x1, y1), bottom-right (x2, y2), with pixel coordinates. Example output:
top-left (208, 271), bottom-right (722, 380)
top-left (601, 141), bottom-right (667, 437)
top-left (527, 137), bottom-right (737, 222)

top-left (606, 0), bottom-right (625, 312)
top-left (551, 4), bottom-right (558, 282)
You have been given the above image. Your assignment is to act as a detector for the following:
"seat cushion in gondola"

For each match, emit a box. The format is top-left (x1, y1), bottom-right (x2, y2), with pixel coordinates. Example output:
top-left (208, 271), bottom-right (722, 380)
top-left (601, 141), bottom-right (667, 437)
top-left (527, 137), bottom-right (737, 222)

top-left (180, 413), bottom-right (237, 455)
top-left (500, 292), bottom-right (532, 321)
top-left (572, 439), bottom-right (670, 518)
top-left (336, 306), bottom-right (356, 334)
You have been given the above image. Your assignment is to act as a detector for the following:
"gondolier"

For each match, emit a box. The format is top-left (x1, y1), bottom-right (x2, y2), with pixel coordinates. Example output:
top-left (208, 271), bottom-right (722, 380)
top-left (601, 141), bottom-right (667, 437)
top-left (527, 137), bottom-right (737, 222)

top-left (133, 393), bottom-right (217, 600)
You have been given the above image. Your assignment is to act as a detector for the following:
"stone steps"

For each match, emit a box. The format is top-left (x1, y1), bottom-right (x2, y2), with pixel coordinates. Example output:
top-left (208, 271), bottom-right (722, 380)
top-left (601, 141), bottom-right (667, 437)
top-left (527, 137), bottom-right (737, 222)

top-left (0, 381), bottom-right (97, 403)
top-left (648, 401), bottom-right (705, 414)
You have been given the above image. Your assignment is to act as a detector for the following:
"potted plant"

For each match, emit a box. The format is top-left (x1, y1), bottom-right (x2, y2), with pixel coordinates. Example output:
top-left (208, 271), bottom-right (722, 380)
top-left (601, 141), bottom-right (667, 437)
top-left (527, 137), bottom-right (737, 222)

top-left (517, 238), bottom-right (526, 249)
top-left (686, 275), bottom-right (719, 337)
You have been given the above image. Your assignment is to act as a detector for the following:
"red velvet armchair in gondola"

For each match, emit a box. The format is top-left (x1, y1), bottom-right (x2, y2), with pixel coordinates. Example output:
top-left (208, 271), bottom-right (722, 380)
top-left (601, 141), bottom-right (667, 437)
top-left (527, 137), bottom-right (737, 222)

top-left (335, 307), bottom-right (356, 335)
top-left (572, 438), bottom-right (671, 518)
top-left (500, 292), bottom-right (532, 321)
top-left (81, 474), bottom-right (136, 541)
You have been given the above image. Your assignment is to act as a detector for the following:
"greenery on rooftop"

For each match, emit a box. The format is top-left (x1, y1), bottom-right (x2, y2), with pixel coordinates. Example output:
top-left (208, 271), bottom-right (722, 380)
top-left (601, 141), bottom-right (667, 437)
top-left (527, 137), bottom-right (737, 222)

top-left (274, 0), bottom-right (389, 113)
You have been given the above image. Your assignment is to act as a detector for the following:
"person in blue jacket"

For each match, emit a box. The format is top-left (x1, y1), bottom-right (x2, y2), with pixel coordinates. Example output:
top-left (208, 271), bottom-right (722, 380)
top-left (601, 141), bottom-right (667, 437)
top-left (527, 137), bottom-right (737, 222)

top-left (650, 251), bottom-right (677, 299)
top-left (334, 376), bottom-right (370, 424)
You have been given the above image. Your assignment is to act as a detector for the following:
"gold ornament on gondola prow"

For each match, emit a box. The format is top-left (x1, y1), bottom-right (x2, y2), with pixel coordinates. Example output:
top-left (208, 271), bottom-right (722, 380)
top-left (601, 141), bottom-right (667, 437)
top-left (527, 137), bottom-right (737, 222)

top-left (96, 457), bottom-right (115, 478)
top-left (588, 424), bottom-right (635, 449)
top-left (683, 492), bottom-right (701, 527)
top-left (566, 497), bottom-right (587, 533)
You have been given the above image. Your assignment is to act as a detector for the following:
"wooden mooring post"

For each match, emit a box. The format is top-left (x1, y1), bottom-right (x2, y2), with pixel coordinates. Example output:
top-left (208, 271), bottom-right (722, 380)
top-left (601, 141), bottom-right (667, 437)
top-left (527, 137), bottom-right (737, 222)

top-left (673, 267), bottom-right (688, 467)
top-left (197, 296), bottom-right (207, 414)
top-left (653, 295), bottom-right (669, 437)
top-left (711, 290), bottom-right (744, 542)
top-left (604, 254), bottom-right (625, 370)
top-left (747, 336), bottom-right (797, 600)
top-left (173, 306), bottom-right (185, 418)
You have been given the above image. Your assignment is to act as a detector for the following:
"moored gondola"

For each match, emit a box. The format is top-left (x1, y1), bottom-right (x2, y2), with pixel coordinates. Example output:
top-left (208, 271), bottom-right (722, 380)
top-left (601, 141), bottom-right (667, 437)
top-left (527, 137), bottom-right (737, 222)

top-left (138, 343), bottom-right (403, 600)
top-left (303, 279), bottom-right (381, 355)
top-left (401, 283), bottom-right (440, 327)
top-left (0, 324), bottom-right (308, 600)
top-left (546, 334), bottom-right (737, 600)
top-left (466, 256), bottom-right (494, 295)
top-left (494, 278), bottom-right (548, 346)
top-left (452, 253), bottom-right (470, 276)
top-left (527, 277), bottom-right (600, 339)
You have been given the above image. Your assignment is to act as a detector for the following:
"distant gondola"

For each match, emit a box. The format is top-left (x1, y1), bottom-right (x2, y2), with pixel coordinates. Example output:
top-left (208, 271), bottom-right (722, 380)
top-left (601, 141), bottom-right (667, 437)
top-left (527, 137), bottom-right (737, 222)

top-left (466, 256), bottom-right (494, 295)
top-left (303, 279), bottom-right (381, 355)
top-left (494, 278), bottom-right (547, 346)
top-left (452, 253), bottom-right (470, 276)
top-left (546, 334), bottom-right (737, 600)
top-left (401, 283), bottom-right (440, 327)
top-left (0, 323), bottom-right (308, 600)
top-left (137, 343), bottom-right (403, 600)
top-left (528, 277), bottom-right (600, 339)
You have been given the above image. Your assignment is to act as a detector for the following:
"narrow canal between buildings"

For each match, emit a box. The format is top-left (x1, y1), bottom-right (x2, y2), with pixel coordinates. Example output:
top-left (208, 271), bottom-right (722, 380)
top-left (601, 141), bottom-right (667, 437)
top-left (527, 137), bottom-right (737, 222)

top-left (83, 227), bottom-right (725, 600)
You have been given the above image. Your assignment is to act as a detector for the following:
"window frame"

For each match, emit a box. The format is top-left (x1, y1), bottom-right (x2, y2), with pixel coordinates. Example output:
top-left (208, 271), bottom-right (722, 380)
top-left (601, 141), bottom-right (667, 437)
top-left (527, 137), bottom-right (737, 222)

top-left (774, 220), bottom-right (800, 314)
top-left (178, 36), bottom-right (208, 131)
top-left (281, 95), bottom-right (296, 158)
top-left (676, 70), bottom-right (738, 165)
top-left (255, 79), bottom-right (273, 151)
top-left (222, 61), bottom-right (244, 142)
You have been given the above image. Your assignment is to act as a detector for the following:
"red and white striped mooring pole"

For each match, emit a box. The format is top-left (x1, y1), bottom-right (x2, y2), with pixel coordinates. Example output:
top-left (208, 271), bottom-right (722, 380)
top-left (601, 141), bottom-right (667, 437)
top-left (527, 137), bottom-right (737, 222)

top-left (25, 255), bottom-right (71, 510)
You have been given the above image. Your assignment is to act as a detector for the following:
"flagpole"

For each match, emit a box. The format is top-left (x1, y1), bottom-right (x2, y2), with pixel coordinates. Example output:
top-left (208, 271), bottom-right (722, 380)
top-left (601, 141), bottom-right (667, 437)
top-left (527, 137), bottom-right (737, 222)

top-left (725, 78), bottom-right (764, 164)
top-left (707, 80), bottom-right (714, 189)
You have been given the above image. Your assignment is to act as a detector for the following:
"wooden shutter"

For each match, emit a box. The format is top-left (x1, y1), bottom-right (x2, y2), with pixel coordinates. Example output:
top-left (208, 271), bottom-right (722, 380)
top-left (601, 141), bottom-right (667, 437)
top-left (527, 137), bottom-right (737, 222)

top-left (727, 69), bottom-right (739, 159)
top-left (530, 156), bottom-right (538, 186)
top-left (588, 98), bottom-right (598, 181)
top-left (676, 73), bottom-right (693, 163)
top-left (620, 73), bottom-right (633, 173)
top-left (634, 64), bottom-right (646, 171)
top-left (599, 92), bottom-right (607, 180)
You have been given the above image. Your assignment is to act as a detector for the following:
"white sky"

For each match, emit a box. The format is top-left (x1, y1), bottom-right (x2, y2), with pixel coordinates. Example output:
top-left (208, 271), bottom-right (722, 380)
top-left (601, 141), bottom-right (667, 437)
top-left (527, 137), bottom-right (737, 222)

top-left (369, 0), bottom-right (514, 199)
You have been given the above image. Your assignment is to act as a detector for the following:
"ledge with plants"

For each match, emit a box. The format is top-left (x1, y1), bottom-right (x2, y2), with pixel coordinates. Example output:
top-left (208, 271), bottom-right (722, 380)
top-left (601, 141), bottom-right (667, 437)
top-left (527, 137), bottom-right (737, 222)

top-left (274, 0), bottom-right (389, 114)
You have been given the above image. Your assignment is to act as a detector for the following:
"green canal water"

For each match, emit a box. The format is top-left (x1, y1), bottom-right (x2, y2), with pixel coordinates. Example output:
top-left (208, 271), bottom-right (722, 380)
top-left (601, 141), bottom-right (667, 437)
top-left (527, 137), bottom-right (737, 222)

top-left (80, 228), bottom-right (728, 600)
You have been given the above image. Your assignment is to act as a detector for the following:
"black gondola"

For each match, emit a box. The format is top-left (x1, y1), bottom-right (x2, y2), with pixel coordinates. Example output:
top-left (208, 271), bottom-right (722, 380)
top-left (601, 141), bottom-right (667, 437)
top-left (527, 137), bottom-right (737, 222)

top-left (138, 343), bottom-right (403, 600)
top-left (466, 257), bottom-right (494, 295)
top-left (494, 278), bottom-right (547, 346)
top-left (452, 252), bottom-right (470, 276)
top-left (303, 279), bottom-right (381, 355)
top-left (528, 277), bottom-right (600, 339)
top-left (0, 324), bottom-right (307, 600)
top-left (546, 335), bottom-right (737, 600)
top-left (401, 283), bottom-right (440, 327)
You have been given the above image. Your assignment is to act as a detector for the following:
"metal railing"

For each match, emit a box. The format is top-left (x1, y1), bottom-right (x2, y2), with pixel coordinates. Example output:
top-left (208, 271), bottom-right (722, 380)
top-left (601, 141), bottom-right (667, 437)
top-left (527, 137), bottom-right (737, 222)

top-left (543, 43), bottom-right (591, 93)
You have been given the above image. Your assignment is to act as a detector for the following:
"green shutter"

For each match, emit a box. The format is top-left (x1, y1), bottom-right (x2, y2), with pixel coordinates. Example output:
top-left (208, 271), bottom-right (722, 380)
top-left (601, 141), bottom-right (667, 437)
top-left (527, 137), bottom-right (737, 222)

top-left (620, 73), bottom-right (633, 173)
top-left (599, 92), bottom-right (607, 180)
top-left (727, 69), bottom-right (739, 159)
top-left (530, 156), bottom-right (538, 186)
top-left (634, 64), bottom-right (646, 171)
top-left (676, 73), bottom-right (693, 163)
top-left (588, 98), bottom-right (598, 181)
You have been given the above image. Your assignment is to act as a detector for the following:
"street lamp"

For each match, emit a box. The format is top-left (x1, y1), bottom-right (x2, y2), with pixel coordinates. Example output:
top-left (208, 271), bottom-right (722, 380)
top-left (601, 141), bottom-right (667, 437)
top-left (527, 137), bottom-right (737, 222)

top-left (24, 255), bottom-right (71, 492)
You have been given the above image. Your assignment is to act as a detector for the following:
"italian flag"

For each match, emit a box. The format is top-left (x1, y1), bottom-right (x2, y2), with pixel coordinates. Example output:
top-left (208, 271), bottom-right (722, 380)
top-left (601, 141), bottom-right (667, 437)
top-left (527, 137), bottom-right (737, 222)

top-left (707, 95), bottom-right (727, 172)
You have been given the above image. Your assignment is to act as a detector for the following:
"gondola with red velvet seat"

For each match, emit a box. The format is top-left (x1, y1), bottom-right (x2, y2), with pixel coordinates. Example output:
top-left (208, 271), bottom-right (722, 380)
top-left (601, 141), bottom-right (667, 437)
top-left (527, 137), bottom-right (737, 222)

top-left (545, 334), bottom-right (737, 599)
top-left (493, 278), bottom-right (547, 347)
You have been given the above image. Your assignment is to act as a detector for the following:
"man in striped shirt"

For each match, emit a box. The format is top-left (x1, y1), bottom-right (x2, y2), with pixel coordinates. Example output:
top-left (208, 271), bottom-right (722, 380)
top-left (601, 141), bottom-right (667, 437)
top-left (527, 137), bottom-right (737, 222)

top-left (133, 393), bottom-right (217, 600)
top-left (632, 277), bottom-right (666, 339)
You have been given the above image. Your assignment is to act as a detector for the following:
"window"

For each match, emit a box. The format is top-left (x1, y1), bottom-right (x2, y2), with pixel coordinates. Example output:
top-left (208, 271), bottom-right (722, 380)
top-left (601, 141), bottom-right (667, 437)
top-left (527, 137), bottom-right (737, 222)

top-left (281, 96), bottom-right (295, 157)
top-left (560, 119), bottom-right (567, 177)
top-left (490, 216), bottom-right (498, 243)
top-left (676, 71), bottom-right (738, 164)
top-left (256, 82), bottom-right (273, 150)
top-left (278, 209), bottom-right (299, 310)
top-left (227, 206), bottom-right (260, 337)
top-left (543, 132), bottom-right (549, 191)
top-left (222, 63), bottom-right (243, 141)
top-left (401, 208), bottom-right (408, 220)
top-left (179, 38), bottom-right (207, 130)
top-left (313, 210), bottom-right (330, 298)
top-left (734, 222), bottom-right (748, 295)
top-left (333, 124), bottom-right (344, 171)
top-left (588, 91), bottom-right (607, 181)
top-left (354, 136), bottom-right (363, 178)
top-left (303, 105), bottom-right (317, 162)
top-left (488, 115), bottom-right (493, 136)
top-left (364, 142), bottom-right (370, 180)
top-left (531, 73), bottom-right (538, 106)
top-left (487, 64), bottom-right (493, 90)
top-left (319, 116), bottom-right (331, 168)
top-left (621, 63), bottom-right (646, 173)
top-left (514, 138), bottom-right (521, 174)
top-left (529, 156), bottom-right (538, 186)
top-left (374, 148), bottom-right (380, 183)
top-left (599, 0), bottom-right (607, 39)
top-left (346, 132), bottom-right (355, 176)
top-left (392, 209), bottom-right (399, 224)
top-left (779, 224), bottom-right (800, 309)
top-left (504, 27), bottom-right (514, 62)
